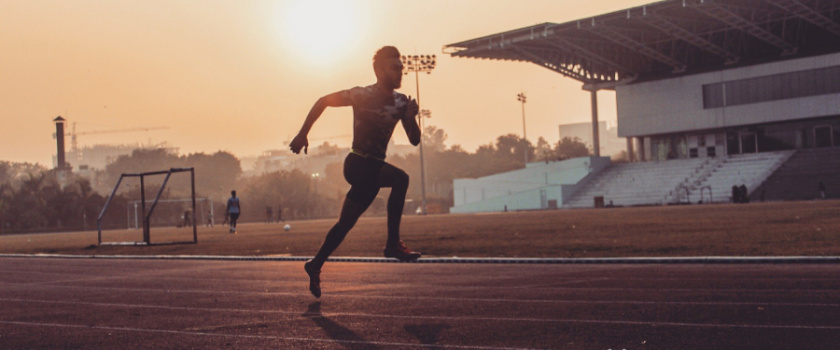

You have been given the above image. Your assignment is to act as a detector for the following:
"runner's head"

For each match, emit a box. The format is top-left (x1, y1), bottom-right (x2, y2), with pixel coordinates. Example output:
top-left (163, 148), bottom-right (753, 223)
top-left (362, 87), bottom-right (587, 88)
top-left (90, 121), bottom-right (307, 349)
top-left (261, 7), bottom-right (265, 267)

top-left (373, 46), bottom-right (403, 90)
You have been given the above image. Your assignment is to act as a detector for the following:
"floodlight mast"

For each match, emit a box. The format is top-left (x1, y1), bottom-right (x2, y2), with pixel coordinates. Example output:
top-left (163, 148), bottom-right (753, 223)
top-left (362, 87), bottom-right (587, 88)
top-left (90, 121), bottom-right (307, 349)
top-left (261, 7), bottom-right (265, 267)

top-left (517, 92), bottom-right (528, 164)
top-left (401, 54), bottom-right (436, 215)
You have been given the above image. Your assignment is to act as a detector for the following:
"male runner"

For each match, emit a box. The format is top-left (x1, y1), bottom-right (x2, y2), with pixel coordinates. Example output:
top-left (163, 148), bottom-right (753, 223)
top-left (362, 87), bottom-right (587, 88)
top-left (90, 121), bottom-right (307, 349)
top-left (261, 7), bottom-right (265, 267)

top-left (290, 46), bottom-right (422, 298)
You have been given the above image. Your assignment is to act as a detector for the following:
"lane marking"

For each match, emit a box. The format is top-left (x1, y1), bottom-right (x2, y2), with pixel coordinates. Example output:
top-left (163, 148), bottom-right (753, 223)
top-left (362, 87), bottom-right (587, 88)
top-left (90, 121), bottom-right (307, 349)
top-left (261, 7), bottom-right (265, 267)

top-left (5, 281), bottom-right (837, 305)
top-left (3, 269), bottom-right (839, 296)
top-left (0, 320), bottom-right (542, 350)
top-left (0, 283), bottom-right (840, 307)
top-left (2, 254), bottom-right (840, 264)
top-left (4, 265), bottom-right (840, 286)
top-left (3, 298), bottom-right (840, 329)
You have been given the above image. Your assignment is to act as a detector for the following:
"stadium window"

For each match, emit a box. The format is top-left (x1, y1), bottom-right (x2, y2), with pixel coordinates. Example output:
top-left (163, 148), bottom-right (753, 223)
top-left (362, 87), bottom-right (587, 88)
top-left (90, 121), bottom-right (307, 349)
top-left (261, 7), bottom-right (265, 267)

top-left (726, 132), bottom-right (740, 155)
top-left (826, 66), bottom-right (840, 93)
top-left (703, 83), bottom-right (725, 108)
top-left (689, 148), bottom-right (698, 158)
top-left (741, 133), bottom-right (758, 153)
top-left (707, 146), bottom-right (716, 157)
top-left (834, 126), bottom-right (840, 147)
top-left (815, 126), bottom-right (833, 148)
top-left (703, 65), bottom-right (840, 109)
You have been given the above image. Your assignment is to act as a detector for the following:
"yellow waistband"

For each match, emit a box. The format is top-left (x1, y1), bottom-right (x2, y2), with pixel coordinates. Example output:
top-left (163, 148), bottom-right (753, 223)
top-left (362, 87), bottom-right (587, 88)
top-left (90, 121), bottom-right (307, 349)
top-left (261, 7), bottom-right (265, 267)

top-left (350, 149), bottom-right (385, 161)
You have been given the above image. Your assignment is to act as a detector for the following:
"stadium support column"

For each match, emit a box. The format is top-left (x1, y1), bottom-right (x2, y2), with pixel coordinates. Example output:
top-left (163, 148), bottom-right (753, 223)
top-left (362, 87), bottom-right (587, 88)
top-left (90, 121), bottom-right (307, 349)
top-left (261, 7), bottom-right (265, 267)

top-left (589, 90), bottom-right (601, 157)
top-left (637, 137), bottom-right (646, 162)
top-left (626, 138), bottom-right (635, 162)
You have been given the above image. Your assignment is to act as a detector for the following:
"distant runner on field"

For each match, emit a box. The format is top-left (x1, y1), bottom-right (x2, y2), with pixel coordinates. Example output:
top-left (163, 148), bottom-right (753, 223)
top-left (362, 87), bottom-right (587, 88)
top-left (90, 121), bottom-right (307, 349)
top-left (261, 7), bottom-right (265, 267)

top-left (290, 46), bottom-right (422, 298)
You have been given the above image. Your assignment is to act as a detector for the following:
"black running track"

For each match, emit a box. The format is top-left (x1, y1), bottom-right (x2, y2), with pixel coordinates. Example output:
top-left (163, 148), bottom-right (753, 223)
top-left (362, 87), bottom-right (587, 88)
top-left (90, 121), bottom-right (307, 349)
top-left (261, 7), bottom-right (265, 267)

top-left (1, 257), bottom-right (839, 349)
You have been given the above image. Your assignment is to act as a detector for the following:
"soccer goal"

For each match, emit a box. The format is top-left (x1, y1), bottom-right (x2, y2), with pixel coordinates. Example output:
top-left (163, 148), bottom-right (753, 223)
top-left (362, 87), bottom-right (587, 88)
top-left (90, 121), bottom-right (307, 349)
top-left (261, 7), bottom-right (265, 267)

top-left (97, 167), bottom-right (198, 246)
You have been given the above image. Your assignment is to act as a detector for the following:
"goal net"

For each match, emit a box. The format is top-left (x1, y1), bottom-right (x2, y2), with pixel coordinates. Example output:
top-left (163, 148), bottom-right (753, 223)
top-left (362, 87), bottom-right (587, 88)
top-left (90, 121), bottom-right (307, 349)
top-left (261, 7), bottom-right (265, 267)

top-left (126, 198), bottom-right (214, 230)
top-left (97, 167), bottom-right (199, 246)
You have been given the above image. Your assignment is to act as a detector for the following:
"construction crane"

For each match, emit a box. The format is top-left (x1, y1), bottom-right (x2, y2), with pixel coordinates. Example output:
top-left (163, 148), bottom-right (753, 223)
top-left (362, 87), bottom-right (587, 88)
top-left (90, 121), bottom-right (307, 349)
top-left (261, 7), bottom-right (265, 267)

top-left (53, 122), bottom-right (169, 152)
top-left (283, 134), bottom-right (352, 145)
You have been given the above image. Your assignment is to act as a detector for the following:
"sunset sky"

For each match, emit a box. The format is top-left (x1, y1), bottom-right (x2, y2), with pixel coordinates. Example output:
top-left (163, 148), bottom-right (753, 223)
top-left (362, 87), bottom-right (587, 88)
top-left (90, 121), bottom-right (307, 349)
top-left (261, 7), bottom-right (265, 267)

top-left (1, 0), bottom-right (651, 167)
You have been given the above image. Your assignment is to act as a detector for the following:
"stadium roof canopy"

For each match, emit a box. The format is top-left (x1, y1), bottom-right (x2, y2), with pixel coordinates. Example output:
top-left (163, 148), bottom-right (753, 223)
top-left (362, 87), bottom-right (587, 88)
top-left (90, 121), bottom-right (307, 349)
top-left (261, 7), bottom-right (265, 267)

top-left (444, 0), bottom-right (840, 89)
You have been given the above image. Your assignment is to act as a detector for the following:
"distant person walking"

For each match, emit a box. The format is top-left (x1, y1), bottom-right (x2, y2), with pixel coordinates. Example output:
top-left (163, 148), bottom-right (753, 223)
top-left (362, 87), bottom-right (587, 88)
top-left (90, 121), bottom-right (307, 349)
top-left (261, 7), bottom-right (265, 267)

top-left (182, 210), bottom-right (191, 228)
top-left (739, 184), bottom-right (749, 203)
top-left (265, 206), bottom-right (273, 224)
top-left (290, 46), bottom-right (422, 298)
top-left (731, 185), bottom-right (739, 203)
top-left (226, 190), bottom-right (240, 234)
top-left (277, 204), bottom-right (284, 223)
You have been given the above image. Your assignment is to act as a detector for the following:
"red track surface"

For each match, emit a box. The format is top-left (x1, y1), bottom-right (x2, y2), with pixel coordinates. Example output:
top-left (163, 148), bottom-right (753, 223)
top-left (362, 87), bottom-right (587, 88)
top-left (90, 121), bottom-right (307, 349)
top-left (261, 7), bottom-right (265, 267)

top-left (1, 257), bottom-right (839, 349)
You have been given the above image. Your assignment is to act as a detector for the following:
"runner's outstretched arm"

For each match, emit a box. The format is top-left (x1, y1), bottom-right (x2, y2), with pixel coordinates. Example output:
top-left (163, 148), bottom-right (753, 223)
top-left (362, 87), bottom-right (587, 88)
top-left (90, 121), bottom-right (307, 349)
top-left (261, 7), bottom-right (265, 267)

top-left (401, 97), bottom-right (421, 146)
top-left (290, 92), bottom-right (348, 154)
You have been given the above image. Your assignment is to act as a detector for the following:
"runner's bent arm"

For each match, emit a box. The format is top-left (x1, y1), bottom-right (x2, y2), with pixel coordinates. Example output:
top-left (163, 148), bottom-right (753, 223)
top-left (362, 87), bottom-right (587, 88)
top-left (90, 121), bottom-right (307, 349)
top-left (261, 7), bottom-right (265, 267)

top-left (290, 91), bottom-right (351, 154)
top-left (401, 97), bottom-right (421, 146)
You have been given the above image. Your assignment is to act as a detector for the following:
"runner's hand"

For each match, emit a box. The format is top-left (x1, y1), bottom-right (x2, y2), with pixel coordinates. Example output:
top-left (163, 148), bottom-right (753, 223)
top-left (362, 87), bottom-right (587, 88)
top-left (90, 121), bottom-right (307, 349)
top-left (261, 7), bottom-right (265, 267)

top-left (290, 133), bottom-right (309, 154)
top-left (405, 96), bottom-right (419, 120)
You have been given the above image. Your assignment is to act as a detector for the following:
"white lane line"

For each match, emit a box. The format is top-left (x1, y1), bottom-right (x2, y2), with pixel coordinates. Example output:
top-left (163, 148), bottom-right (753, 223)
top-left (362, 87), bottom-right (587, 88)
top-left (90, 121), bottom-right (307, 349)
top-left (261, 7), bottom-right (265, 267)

top-left (5, 267), bottom-right (840, 297)
top-left (3, 253), bottom-right (840, 264)
top-left (2, 282), bottom-right (838, 308)
top-left (4, 266), bottom-right (840, 287)
top-left (2, 298), bottom-right (839, 330)
top-left (4, 275), bottom-right (840, 299)
top-left (0, 320), bottom-right (541, 350)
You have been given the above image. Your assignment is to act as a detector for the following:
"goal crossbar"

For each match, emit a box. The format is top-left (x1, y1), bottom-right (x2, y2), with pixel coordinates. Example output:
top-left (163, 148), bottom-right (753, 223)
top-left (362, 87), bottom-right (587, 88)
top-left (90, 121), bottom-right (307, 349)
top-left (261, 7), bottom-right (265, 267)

top-left (97, 167), bottom-right (198, 246)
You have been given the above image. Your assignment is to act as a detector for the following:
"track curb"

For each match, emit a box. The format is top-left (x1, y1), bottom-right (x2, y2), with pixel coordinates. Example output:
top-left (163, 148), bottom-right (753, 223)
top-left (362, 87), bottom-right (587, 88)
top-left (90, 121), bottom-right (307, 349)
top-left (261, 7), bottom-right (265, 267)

top-left (1, 254), bottom-right (839, 264)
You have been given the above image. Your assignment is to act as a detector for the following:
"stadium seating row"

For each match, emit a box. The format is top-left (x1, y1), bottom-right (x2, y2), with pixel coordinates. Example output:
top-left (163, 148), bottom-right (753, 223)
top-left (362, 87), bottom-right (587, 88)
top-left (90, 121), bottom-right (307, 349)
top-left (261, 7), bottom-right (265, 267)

top-left (564, 151), bottom-right (794, 208)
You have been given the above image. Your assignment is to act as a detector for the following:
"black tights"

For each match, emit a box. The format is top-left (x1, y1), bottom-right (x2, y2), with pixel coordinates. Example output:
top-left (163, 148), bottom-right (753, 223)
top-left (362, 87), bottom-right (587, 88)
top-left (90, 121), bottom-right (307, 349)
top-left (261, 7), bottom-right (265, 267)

top-left (310, 154), bottom-right (409, 268)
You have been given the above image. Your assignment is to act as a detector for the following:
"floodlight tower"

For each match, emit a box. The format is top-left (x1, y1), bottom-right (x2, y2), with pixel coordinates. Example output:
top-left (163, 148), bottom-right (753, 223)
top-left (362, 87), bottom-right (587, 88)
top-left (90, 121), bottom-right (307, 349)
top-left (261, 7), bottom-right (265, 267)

top-left (517, 92), bottom-right (528, 164)
top-left (401, 54), bottom-right (436, 215)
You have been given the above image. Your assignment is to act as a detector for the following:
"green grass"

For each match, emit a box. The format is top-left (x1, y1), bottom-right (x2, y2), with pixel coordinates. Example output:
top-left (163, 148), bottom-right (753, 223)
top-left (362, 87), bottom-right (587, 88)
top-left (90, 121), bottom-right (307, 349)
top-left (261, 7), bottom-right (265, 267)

top-left (2, 200), bottom-right (839, 258)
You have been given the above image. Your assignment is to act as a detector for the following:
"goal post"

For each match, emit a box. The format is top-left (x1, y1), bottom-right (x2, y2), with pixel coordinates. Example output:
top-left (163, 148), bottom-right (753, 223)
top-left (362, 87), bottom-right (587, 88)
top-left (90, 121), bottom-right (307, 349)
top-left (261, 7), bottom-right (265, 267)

top-left (97, 167), bottom-right (198, 246)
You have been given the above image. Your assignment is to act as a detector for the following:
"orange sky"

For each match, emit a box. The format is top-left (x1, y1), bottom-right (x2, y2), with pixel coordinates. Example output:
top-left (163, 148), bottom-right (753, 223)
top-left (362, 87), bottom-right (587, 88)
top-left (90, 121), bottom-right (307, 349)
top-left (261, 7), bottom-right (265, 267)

top-left (0, 0), bottom-right (651, 167)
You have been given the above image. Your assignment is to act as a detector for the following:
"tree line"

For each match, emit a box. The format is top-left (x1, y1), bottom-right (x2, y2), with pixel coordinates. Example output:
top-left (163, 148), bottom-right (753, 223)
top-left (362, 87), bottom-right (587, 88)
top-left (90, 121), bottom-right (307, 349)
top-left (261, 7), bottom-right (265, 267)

top-left (0, 128), bottom-right (594, 233)
top-left (0, 163), bottom-right (109, 234)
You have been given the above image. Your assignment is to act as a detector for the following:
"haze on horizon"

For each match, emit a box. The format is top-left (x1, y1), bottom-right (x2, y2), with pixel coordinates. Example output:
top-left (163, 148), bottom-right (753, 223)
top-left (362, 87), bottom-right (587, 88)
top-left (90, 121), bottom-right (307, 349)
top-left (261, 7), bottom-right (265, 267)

top-left (1, 0), bottom-right (651, 167)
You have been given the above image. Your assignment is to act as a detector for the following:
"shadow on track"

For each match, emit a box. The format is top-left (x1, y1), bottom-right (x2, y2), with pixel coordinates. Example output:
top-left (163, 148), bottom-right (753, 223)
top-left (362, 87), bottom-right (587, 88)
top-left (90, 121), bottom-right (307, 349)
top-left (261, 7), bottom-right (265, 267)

top-left (303, 302), bottom-right (379, 350)
top-left (405, 323), bottom-right (452, 350)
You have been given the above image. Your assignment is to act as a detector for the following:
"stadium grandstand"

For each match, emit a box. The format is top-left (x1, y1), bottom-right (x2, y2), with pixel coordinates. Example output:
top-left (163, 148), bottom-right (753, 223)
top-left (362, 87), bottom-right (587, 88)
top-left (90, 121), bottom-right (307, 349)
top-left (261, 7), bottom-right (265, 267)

top-left (445, 0), bottom-right (840, 212)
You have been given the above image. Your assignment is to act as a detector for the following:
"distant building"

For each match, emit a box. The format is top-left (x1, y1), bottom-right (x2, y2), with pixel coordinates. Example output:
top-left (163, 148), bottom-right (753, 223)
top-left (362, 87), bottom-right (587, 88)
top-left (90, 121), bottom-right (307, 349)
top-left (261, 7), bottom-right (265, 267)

top-left (54, 142), bottom-right (177, 172)
top-left (386, 139), bottom-right (418, 158)
top-left (249, 150), bottom-right (295, 175)
top-left (558, 121), bottom-right (625, 158)
top-left (246, 139), bottom-right (419, 178)
top-left (50, 142), bottom-right (177, 192)
top-left (247, 148), bottom-right (342, 179)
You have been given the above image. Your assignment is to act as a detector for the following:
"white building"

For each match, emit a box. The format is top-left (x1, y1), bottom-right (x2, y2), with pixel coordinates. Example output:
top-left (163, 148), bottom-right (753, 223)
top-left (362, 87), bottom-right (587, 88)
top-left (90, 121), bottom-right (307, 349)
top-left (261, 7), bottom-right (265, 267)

top-left (450, 157), bottom-right (610, 213)
top-left (619, 53), bottom-right (840, 161)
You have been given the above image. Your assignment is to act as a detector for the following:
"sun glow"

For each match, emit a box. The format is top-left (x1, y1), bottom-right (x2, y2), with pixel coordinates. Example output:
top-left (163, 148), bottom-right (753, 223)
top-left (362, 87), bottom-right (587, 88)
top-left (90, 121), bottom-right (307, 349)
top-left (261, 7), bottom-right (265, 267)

top-left (279, 0), bottom-right (366, 67)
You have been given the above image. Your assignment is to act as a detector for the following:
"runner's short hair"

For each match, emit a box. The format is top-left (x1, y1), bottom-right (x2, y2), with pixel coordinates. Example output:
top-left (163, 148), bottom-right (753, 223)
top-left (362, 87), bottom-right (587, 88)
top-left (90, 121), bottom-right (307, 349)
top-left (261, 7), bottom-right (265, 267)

top-left (373, 46), bottom-right (400, 70)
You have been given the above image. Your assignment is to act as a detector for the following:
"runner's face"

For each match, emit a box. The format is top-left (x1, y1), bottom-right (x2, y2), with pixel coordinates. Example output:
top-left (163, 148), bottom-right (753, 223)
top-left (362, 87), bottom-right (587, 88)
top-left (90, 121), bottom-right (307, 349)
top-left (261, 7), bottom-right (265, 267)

top-left (378, 58), bottom-right (403, 90)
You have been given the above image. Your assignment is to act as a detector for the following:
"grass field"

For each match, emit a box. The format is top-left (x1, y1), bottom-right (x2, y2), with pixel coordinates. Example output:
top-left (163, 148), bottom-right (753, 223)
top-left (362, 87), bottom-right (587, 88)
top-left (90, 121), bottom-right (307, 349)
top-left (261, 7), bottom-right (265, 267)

top-left (2, 200), bottom-right (838, 258)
